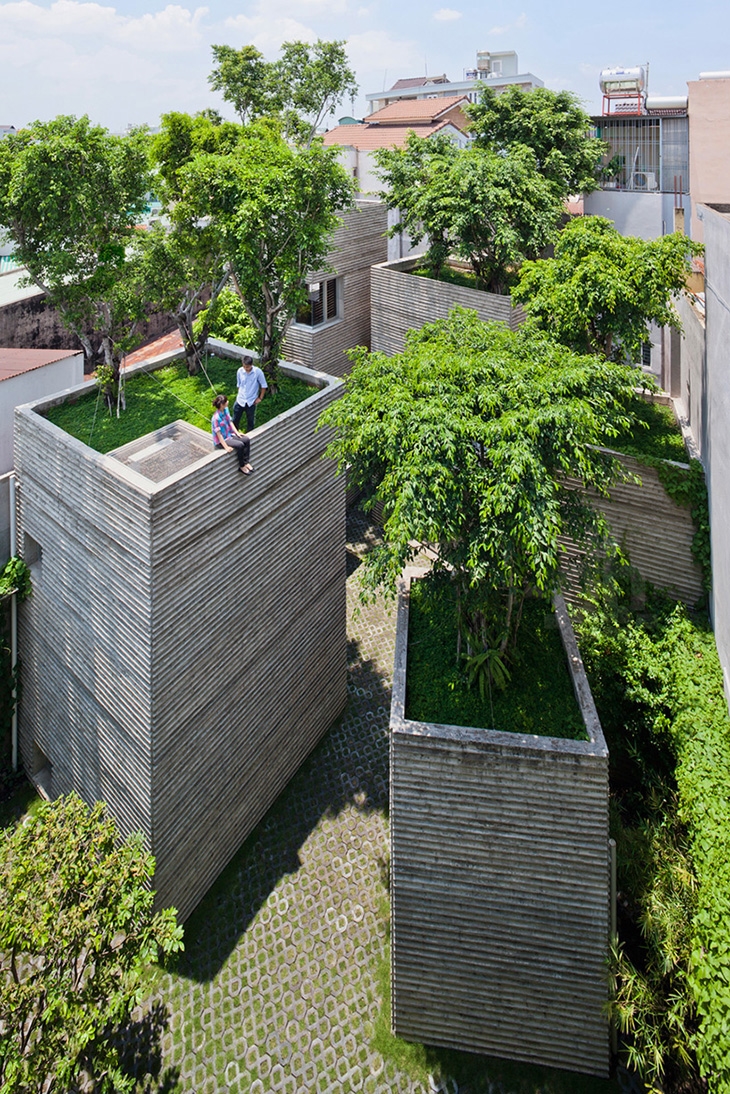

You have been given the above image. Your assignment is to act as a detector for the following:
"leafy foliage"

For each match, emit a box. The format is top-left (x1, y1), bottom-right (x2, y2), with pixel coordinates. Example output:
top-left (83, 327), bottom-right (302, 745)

top-left (180, 122), bottom-right (353, 376)
top-left (193, 287), bottom-right (257, 350)
top-left (466, 85), bottom-right (606, 197)
top-left (513, 216), bottom-right (703, 363)
top-left (0, 558), bottom-right (32, 603)
top-left (578, 582), bottom-right (730, 1091)
top-left (208, 39), bottom-right (357, 147)
top-left (375, 134), bottom-right (563, 291)
top-left (0, 559), bottom-right (31, 778)
top-left (0, 794), bottom-right (183, 1093)
top-left (322, 307), bottom-right (640, 675)
top-left (0, 115), bottom-right (151, 375)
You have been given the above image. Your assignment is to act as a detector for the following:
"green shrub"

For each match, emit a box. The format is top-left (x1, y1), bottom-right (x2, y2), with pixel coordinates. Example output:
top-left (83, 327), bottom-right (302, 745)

top-left (578, 584), bottom-right (730, 1091)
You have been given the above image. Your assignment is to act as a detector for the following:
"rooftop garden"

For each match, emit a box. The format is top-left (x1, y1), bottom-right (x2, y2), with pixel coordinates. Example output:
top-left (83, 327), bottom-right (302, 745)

top-left (43, 355), bottom-right (314, 455)
top-left (610, 398), bottom-right (688, 464)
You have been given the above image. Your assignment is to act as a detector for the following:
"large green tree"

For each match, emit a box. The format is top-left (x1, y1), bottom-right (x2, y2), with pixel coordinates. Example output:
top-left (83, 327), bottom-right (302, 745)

top-left (321, 307), bottom-right (640, 678)
top-left (513, 216), bottom-right (703, 362)
top-left (0, 115), bottom-right (151, 375)
top-left (0, 794), bottom-right (183, 1093)
top-left (466, 85), bottom-right (606, 197)
top-left (181, 122), bottom-right (353, 378)
top-left (208, 39), bottom-right (357, 147)
top-left (376, 134), bottom-right (563, 291)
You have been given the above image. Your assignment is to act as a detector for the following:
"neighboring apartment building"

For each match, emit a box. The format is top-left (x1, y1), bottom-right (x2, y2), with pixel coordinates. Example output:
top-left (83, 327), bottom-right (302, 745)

top-left (365, 49), bottom-right (543, 114)
top-left (687, 72), bottom-right (730, 240)
top-left (323, 97), bottom-right (470, 194)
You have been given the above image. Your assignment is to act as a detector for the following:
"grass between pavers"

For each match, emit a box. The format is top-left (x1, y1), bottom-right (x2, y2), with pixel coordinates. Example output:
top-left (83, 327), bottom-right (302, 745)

top-left (610, 398), bottom-right (687, 464)
top-left (405, 578), bottom-right (586, 739)
top-left (43, 355), bottom-right (314, 455)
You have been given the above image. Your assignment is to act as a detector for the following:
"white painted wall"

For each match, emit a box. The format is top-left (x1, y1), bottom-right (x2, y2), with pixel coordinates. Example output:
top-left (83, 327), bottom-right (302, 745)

top-left (0, 353), bottom-right (83, 473)
top-left (583, 190), bottom-right (692, 240)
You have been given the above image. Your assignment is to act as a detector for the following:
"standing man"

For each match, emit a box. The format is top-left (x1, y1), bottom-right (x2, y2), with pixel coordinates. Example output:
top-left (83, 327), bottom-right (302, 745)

top-left (232, 355), bottom-right (268, 432)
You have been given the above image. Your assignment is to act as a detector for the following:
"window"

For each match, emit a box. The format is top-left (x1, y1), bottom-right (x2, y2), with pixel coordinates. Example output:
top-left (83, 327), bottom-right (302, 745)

top-left (296, 278), bottom-right (339, 327)
top-left (24, 531), bottom-right (42, 578)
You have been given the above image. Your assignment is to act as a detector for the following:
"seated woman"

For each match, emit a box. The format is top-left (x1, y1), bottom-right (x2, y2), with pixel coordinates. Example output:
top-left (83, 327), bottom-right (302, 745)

top-left (211, 394), bottom-right (254, 474)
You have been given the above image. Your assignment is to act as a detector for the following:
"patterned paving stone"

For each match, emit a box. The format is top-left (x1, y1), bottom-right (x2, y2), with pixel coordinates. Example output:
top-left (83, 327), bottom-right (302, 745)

top-left (131, 509), bottom-right (432, 1093)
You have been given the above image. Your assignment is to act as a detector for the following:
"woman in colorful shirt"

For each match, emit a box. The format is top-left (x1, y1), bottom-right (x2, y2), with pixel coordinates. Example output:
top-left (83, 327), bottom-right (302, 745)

top-left (211, 394), bottom-right (253, 474)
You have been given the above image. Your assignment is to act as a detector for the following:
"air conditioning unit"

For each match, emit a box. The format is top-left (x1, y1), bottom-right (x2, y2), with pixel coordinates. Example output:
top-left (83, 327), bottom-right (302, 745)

top-left (632, 171), bottom-right (658, 191)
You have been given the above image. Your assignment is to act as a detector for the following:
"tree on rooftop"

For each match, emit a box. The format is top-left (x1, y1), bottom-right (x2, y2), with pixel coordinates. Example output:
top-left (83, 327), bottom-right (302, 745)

top-left (0, 793), bottom-right (183, 1093)
top-left (180, 121), bottom-right (353, 380)
top-left (512, 216), bottom-right (703, 362)
top-left (376, 134), bottom-right (563, 291)
top-left (466, 85), bottom-right (606, 197)
top-left (0, 115), bottom-right (151, 377)
top-left (208, 39), bottom-right (357, 147)
top-left (320, 307), bottom-right (640, 681)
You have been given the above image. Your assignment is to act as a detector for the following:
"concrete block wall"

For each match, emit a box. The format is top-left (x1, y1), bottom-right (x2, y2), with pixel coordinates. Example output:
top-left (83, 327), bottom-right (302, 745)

top-left (14, 349), bottom-right (347, 919)
top-left (371, 258), bottom-right (526, 356)
top-left (390, 576), bottom-right (610, 1077)
top-left (284, 200), bottom-right (388, 377)
top-left (563, 450), bottom-right (704, 605)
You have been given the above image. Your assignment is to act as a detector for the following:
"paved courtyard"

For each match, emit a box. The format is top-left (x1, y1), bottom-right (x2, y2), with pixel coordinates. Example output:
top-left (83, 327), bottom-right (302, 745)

top-left (131, 509), bottom-right (619, 1094)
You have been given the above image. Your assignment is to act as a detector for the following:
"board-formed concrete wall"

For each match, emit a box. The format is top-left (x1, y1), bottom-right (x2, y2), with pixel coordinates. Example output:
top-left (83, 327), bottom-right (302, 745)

top-left (284, 200), bottom-right (388, 377)
top-left (14, 347), bottom-right (347, 919)
top-left (371, 258), bottom-right (526, 356)
top-left (564, 448), bottom-right (704, 605)
top-left (390, 576), bottom-right (610, 1077)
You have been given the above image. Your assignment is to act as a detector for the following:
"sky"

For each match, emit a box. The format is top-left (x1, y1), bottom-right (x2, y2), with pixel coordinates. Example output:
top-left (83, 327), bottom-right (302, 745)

top-left (1, 0), bottom-right (729, 132)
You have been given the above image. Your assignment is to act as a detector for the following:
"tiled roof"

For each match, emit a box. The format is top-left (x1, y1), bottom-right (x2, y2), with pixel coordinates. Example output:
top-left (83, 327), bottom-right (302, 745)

top-left (366, 96), bottom-right (469, 124)
top-left (0, 347), bottom-right (79, 382)
top-left (390, 75), bottom-right (448, 90)
top-left (322, 119), bottom-right (460, 151)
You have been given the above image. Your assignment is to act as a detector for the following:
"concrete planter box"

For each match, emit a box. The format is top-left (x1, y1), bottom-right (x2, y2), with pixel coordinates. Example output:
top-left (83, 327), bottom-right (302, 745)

top-left (371, 257), bottom-right (526, 356)
top-left (14, 343), bottom-right (347, 920)
top-left (389, 572), bottom-right (610, 1077)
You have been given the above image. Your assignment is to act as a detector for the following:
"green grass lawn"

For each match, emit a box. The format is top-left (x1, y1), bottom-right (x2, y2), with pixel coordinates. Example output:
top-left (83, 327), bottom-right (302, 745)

top-left (412, 263), bottom-right (493, 293)
top-left (405, 576), bottom-right (586, 739)
top-left (610, 398), bottom-right (687, 464)
top-left (44, 355), bottom-right (314, 455)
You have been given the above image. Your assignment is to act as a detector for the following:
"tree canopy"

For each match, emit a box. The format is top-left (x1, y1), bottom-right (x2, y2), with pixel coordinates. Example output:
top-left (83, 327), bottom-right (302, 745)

top-left (376, 134), bottom-right (563, 292)
top-left (513, 216), bottom-right (703, 362)
top-left (321, 307), bottom-right (640, 677)
top-left (180, 122), bottom-right (353, 377)
top-left (0, 794), bottom-right (183, 1093)
top-left (0, 115), bottom-right (151, 374)
top-left (466, 85), bottom-right (605, 197)
top-left (208, 39), bottom-right (357, 147)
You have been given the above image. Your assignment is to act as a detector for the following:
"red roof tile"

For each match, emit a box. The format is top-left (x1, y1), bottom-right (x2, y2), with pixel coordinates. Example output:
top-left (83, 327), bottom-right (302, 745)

top-left (390, 75), bottom-right (449, 90)
top-left (366, 96), bottom-right (469, 125)
top-left (323, 119), bottom-right (461, 151)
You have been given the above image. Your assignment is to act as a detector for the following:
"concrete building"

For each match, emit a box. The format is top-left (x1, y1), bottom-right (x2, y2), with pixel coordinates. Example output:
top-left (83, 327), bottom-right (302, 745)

top-left (365, 49), bottom-right (543, 114)
top-left (284, 199), bottom-right (388, 374)
top-left (14, 344), bottom-right (347, 919)
top-left (687, 73), bottom-right (730, 241)
top-left (323, 99), bottom-right (470, 196)
top-left (672, 205), bottom-right (730, 700)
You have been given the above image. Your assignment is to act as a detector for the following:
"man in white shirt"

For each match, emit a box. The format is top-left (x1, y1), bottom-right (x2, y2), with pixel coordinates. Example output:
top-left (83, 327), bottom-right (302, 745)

top-left (232, 356), bottom-right (268, 432)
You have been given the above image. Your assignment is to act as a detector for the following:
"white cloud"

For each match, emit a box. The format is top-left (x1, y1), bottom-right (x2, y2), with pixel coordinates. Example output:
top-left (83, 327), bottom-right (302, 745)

top-left (346, 29), bottom-right (421, 75)
top-left (433, 7), bottom-right (461, 21)
top-left (1, 2), bottom-right (209, 53)
top-left (488, 12), bottom-right (527, 35)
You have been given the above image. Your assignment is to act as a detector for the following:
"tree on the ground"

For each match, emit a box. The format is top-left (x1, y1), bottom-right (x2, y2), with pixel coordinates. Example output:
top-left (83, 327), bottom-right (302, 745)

top-left (376, 134), bottom-right (563, 291)
top-left (320, 307), bottom-right (640, 684)
top-left (512, 216), bottom-right (703, 362)
top-left (0, 793), bottom-right (183, 1093)
top-left (0, 115), bottom-right (151, 376)
top-left (208, 39), bottom-right (357, 147)
top-left (180, 122), bottom-right (353, 379)
top-left (466, 85), bottom-right (606, 197)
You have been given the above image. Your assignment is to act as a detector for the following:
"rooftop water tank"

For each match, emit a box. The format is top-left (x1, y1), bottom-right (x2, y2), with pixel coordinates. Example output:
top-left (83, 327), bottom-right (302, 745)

top-left (699, 71), bottom-right (730, 80)
top-left (600, 66), bottom-right (647, 96)
top-left (644, 95), bottom-right (688, 112)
